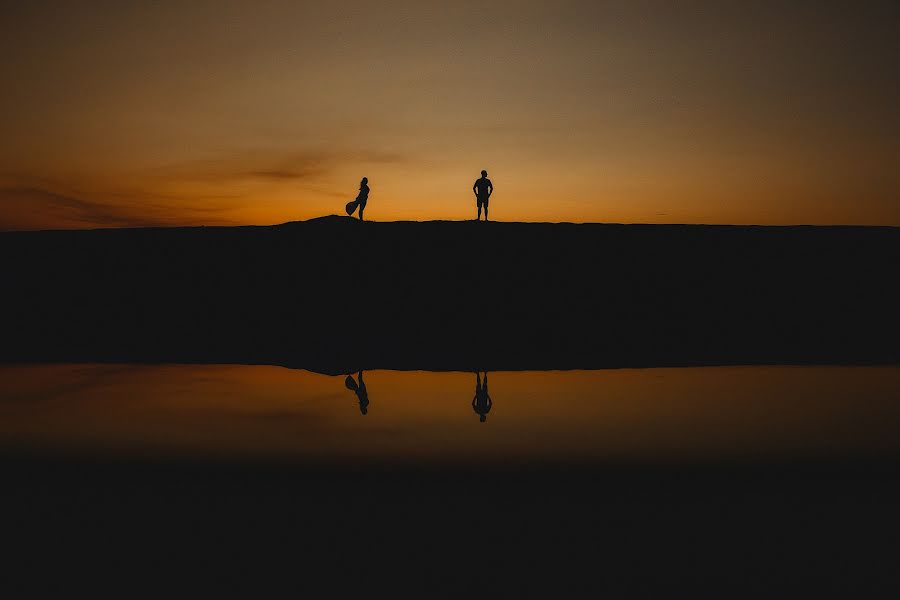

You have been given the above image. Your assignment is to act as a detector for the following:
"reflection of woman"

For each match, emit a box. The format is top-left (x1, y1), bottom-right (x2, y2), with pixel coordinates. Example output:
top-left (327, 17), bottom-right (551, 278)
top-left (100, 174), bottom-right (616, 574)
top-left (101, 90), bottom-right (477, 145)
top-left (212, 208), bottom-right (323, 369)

top-left (345, 370), bottom-right (369, 415)
top-left (356, 177), bottom-right (369, 221)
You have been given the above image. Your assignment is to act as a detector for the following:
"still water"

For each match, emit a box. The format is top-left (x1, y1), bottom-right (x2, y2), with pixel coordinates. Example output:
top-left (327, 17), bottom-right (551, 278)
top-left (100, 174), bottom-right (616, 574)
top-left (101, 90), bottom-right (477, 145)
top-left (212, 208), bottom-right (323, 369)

top-left (1, 364), bottom-right (899, 464)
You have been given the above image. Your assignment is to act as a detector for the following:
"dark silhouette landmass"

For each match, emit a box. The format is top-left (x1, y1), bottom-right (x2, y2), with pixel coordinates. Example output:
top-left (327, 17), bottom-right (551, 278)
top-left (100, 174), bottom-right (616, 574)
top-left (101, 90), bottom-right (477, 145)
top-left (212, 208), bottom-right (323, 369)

top-left (3, 217), bottom-right (900, 594)
top-left (2, 216), bottom-right (899, 370)
top-left (3, 452), bottom-right (899, 595)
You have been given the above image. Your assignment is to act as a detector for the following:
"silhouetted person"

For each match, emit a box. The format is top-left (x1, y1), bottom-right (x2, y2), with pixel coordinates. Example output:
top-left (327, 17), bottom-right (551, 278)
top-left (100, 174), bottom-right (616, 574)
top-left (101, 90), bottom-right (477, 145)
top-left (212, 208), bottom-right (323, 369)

top-left (473, 170), bottom-right (493, 221)
top-left (345, 177), bottom-right (369, 220)
top-left (344, 370), bottom-right (369, 415)
top-left (356, 177), bottom-right (369, 220)
top-left (472, 371), bottom-right (492, 422)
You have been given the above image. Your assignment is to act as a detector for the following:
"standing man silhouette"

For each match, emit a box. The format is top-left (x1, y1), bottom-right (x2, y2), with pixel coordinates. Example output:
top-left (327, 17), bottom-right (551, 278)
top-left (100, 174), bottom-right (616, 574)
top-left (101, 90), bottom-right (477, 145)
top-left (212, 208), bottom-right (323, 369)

top-left (473, 170), bottom-right (493, 221)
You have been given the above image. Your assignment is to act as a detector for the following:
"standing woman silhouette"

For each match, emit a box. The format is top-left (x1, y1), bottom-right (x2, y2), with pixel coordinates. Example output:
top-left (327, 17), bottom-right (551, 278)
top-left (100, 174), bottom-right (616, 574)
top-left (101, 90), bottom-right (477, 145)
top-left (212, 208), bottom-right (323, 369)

top-left (356, 177), bottom-right (369, 221)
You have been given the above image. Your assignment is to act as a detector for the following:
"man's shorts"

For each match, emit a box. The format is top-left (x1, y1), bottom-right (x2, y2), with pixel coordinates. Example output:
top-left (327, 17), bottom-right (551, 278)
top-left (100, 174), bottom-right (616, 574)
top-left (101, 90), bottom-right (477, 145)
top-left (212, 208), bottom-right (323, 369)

top-left (477, 195), bottom-right (490, 208)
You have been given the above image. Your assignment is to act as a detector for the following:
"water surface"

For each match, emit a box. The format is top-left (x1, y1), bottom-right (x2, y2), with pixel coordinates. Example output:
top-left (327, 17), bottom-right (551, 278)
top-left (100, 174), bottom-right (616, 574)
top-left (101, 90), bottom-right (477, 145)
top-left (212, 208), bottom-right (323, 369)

top-left (2, 364), bottom-right (899, 465)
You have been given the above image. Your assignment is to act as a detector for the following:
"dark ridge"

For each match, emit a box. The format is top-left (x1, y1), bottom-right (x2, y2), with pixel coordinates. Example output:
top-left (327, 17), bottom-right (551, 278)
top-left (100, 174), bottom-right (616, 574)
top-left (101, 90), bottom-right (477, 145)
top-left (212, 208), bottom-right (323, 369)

top-left (2, 218), bottom-right (899, 370)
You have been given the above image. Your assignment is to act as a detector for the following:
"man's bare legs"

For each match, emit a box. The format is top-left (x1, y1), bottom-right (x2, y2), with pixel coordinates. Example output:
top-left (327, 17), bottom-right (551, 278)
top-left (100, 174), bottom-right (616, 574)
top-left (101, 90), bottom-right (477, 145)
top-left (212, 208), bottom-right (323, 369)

top-left (476, 201), bottom-right (489, 221)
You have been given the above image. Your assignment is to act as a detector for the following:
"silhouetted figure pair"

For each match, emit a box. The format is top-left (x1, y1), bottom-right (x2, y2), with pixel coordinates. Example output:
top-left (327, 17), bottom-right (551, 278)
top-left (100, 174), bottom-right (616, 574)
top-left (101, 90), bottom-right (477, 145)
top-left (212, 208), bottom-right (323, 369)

top-left (472, 371), bottom-right (492, 422)
top-left (473, 170), bottom-right (493, 221)
top-left (345, 177), bottom-right (369, 220)
top-left (345, 370), bottom-right (369, 415)
top-left (341, 370), bottom-right (491, 421)
top-left (343, 171), bottom-right (492, 221)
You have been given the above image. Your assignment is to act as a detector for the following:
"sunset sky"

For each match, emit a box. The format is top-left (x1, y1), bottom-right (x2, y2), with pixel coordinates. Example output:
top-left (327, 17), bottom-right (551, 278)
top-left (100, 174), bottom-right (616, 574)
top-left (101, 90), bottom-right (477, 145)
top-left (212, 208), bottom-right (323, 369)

top-left (2, 1), bottom-right (898, 229)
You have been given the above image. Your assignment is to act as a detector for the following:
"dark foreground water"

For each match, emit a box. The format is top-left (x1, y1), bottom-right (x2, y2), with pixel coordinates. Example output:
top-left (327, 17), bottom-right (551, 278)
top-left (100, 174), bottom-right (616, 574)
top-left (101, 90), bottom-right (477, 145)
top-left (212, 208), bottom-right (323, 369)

top-left (3, 364), bottom-right (900, 594)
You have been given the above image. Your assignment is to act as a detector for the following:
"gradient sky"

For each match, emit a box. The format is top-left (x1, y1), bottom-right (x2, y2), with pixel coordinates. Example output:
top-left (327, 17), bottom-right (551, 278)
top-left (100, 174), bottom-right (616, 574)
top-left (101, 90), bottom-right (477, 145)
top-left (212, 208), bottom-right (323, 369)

top-left (2, 0), bottom-right (898, 229)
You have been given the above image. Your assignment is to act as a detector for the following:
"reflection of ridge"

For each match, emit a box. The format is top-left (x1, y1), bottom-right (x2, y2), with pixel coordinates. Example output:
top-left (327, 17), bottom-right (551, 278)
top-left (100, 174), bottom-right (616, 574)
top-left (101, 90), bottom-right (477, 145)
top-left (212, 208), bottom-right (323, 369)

top-left (472, 371), bottom-right (492, 423)
top-left (344, 370), bottom-right (369, 415)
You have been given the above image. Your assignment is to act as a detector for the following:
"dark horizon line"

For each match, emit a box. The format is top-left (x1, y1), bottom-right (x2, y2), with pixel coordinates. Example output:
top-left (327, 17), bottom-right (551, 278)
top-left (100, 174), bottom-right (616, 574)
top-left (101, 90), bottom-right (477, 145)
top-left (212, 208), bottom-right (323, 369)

top-left (6, 358), bottom-right (900, 378)
top-left (3, 214), bottom-right (900, 234)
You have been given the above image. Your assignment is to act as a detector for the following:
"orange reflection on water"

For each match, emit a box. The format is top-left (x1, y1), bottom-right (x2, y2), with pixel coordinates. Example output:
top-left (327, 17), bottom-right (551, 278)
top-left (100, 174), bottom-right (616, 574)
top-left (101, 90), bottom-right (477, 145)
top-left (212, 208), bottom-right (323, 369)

top-left (1, 365), bottom-right (899, 464)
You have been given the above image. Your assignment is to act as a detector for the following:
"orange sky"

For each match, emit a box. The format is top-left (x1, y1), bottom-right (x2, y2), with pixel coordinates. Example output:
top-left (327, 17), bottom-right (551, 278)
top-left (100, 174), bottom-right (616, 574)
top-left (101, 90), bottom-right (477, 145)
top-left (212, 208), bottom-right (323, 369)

top-left (1, 1), bottom-right (898, 229)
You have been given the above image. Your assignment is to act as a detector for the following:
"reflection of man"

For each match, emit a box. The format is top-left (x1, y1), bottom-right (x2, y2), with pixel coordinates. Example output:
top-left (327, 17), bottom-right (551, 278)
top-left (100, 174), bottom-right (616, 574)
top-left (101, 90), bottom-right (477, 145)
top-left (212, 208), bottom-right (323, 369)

top-left (344, 371), bottom-right (369, 415)
top-left (472, 170), bottom-right (493, 221)
top-left (472, 371), bottom-right (492, 423)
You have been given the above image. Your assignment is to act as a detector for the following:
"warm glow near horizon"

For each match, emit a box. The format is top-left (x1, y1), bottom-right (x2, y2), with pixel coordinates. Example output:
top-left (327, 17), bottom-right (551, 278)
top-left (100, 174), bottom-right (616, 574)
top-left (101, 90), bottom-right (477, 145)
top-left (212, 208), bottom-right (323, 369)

top-left (2, 1), bottom-right (898, 230)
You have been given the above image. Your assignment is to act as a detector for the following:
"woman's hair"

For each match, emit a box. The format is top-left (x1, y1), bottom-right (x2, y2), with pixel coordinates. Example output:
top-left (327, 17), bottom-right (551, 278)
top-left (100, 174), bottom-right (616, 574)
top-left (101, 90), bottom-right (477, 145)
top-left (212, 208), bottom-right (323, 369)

top-left (361, 177), bottom-right (368, 185)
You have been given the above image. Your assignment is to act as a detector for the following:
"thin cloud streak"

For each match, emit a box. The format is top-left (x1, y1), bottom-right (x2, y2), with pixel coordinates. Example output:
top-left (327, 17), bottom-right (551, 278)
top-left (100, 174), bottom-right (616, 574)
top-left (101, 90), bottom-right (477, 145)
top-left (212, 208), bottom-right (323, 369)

top-left (150, 148), bottom-right (409, 184)
top-left (0, 145), bottom-right (412, 229)
top-left (0, 186), bottom-right (241, 231)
